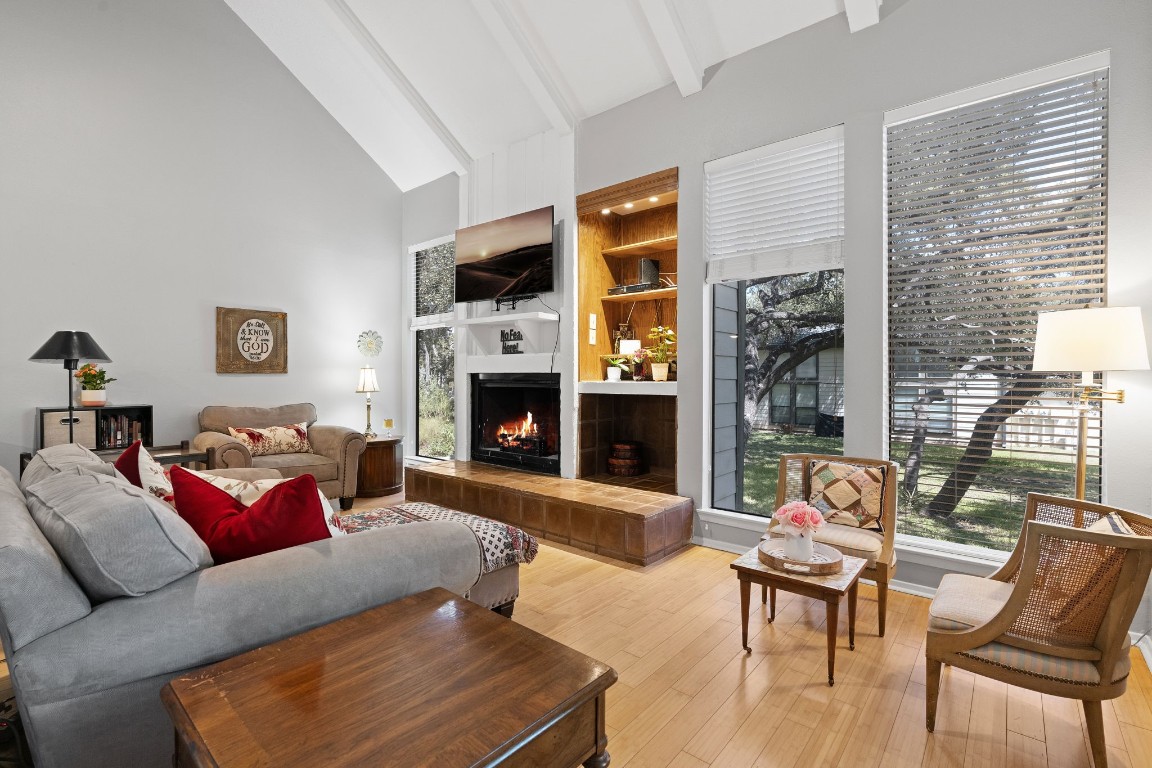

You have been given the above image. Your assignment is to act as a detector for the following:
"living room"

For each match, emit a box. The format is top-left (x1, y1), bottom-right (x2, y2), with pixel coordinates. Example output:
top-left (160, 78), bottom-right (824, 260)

top-left (3, 0), bottom-right (1152, 766)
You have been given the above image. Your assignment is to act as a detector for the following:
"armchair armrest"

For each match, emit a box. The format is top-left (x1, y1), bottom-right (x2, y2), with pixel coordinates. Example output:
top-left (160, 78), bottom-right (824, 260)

top-left (307, 424), bottom-right (366, 463)
top-left (192, 431), bottom-right (251, 469)
top-left (13, 520), bottom-right (483, 705)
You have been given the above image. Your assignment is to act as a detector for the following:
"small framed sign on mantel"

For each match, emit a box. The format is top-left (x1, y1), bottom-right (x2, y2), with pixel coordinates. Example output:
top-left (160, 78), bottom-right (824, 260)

top-left (215, 307), bottom-right (287, 374)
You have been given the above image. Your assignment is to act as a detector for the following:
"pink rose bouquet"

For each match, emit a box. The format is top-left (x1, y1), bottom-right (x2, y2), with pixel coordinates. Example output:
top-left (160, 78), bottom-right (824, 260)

top-left (773, 500), bottom-right (825, 534)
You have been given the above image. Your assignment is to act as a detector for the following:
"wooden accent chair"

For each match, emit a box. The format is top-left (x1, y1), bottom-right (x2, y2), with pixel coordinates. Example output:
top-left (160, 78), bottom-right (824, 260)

top-left (768, 453), bottom-right (899, 636)
top-left (925, 493), bottom-right (1152, 768)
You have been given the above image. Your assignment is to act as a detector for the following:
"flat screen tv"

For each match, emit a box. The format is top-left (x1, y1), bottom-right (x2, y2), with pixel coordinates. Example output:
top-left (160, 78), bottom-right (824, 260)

top-left (454, 205), bottom-right (554, 303)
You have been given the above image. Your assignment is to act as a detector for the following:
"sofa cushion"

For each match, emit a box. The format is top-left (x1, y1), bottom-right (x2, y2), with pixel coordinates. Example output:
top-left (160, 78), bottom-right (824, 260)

top-left (228, 423), bottom-right (311, 456)
top-left (113, 440), bottom-right (173, 502)
top-left (0, 467), bottom-right (92, 651)
top-left (199, 403), bottom-right (318, 433)
top-left (169, 467), bottom-right (331, 563)
top-left (252, 452), bottom-right (339, 482)
top-left (181, 468), bottom-right (345, 537)
top-left (808, 460), bottom-right (887, 532)
top-left (24, 470), bottom-right (212, 603)
top-left (20, 443), bottom-right (105, 489)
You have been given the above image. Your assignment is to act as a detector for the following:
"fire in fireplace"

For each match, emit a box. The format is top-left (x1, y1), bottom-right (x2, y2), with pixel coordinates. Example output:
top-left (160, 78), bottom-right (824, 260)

top-left (472, 373), bottom-right (560, 474)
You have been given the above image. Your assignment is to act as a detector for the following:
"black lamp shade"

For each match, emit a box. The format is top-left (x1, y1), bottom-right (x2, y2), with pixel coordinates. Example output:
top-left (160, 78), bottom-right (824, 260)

top-left (29, 331), bottom-right (112, 364)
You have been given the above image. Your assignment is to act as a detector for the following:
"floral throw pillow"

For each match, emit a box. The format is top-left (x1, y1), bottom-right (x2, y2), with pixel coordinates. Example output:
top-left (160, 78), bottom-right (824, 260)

top-left (808, 460), bottom-right (887, 532)
top-left (114, 440), bottom-right (174, 503)
top-left (227, 423), bottom-right (311, 456)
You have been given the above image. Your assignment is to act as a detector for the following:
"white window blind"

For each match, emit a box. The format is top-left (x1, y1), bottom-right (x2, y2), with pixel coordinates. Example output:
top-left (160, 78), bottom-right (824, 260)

top-left (704, 126), bottom-right (844, 283)
top-left (886, 67), bottom-right (1108, 544)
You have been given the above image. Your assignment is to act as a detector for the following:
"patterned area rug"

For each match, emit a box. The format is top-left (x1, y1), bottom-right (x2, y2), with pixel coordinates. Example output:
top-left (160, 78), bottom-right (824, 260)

top-left (341, 502), bottom-right (538, 573)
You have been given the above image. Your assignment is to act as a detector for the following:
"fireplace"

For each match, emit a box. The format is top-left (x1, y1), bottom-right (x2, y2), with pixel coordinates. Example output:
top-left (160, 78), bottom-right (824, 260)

top-left (471, 373), bottom-right (561, 474)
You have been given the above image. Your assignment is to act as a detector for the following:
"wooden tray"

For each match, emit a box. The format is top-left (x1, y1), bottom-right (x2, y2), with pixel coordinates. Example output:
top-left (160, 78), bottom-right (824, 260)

top-left (757, 540), bottom-right (844, 575)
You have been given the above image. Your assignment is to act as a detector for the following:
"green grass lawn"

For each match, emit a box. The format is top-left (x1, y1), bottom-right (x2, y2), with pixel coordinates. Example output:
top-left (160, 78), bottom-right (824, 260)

top-left (740, 431), bottom-right (1096, 552)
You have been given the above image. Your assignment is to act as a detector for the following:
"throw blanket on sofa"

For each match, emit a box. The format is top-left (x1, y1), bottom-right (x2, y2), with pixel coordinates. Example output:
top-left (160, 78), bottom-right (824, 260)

top-left (340, 502), bottom-right (539, 573)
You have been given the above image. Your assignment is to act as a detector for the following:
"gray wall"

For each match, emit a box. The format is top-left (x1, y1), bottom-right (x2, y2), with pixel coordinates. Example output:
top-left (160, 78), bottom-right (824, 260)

top-left (403, 173), bottom-right (460, 252)
top-left (576, 0), bottom-right (1152, 518)
top-left (0, 0), bottom-right (404, 477)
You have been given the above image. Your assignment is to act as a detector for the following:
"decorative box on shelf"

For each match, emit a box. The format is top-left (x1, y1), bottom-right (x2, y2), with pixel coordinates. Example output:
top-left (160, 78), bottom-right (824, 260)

top-left (36, 404), bottom-right (154, 451)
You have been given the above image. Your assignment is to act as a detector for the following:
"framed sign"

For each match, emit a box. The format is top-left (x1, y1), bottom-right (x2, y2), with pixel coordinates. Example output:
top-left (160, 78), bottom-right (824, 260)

top-left (215, 307), bottom-right (287, 374)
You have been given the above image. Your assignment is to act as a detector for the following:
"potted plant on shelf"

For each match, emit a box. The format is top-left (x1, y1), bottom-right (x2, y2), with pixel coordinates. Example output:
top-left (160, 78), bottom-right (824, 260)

top-left (604, 356), bottom-right (630, 382)
top-left (646, 326), bottom-right (676, 382)
top-left (75, 363), bottom-right (116, 406)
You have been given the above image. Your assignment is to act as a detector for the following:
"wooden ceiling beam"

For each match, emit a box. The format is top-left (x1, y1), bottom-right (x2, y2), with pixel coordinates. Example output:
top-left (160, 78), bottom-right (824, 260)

top-left (637, 0), bottom-right (703, 98)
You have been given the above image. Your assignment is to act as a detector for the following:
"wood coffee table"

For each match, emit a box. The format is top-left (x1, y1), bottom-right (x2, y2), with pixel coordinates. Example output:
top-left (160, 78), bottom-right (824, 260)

top-left (161, 588), bottom-right (617, 767)
top-left (731, 546), bottom-right (867, 686)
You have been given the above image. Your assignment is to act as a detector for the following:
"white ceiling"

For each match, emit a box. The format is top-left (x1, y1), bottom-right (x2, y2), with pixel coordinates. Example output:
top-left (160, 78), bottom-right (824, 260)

top-left (223, 0), bottom-right (881, 192)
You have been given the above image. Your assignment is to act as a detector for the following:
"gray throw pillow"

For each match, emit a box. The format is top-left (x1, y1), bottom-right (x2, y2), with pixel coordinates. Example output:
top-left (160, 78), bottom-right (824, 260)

top-left (20, 443), bottom-right (105, 489)
top-left (24, 470), bottom-right (213, 602)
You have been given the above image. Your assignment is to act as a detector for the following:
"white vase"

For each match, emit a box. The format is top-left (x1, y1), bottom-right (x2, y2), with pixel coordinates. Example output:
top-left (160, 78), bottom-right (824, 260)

top-left (783, 529), bottom-right (813, 562)
top-left (651, 362), bottom-right (670, 382)
top-left (79, 389), bottom-right (107, 406)
top-left (606, 366), bottom-right (622, 382)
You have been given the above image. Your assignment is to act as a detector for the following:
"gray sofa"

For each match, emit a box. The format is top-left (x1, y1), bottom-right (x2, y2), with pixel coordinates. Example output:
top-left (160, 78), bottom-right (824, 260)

top-left (193, 402), bottom-right (366, 510)
top-left (0, 444), bottom-right (484, 768)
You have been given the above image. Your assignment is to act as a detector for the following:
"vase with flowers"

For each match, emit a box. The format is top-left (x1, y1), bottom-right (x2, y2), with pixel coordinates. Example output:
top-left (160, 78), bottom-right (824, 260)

top-left (75, 363), bottom-right (116, 406)
top-left (646, 326), bottom-right (676, 382)
top-left (772, 500), bottom-right (825, 562)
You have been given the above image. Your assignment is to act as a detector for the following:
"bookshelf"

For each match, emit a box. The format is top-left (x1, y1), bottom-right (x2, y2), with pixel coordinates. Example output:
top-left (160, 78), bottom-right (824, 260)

top-left (37, 404), bottom-right (154, 451)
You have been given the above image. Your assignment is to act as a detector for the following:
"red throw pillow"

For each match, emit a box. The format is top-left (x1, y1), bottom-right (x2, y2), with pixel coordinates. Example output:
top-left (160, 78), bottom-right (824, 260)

top-left (169, 466), bottom-right (331, 563)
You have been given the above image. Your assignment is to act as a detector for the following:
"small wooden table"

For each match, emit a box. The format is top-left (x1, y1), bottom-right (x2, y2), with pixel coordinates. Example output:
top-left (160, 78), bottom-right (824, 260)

top-left (161, 588), bottom-right (618, 767)
top-left (356, 436), bottom-right (403, 497)
top-left (731, 546), bottom-right (866, 686)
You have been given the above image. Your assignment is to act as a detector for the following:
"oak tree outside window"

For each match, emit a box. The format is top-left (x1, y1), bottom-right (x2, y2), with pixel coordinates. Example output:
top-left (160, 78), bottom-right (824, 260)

top-left (886, 67), bottom-right (1108, 551)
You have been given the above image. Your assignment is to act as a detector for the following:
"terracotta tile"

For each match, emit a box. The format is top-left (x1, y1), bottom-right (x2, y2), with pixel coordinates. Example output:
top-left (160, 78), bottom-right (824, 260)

top-left (645, 515), bottom-right (665, 558)
top-left (569, 505), bottom-right (597, 546)
top-left (625, 517), bottom-right (646, 560)
top-left (521, 495), bottom-right (545, 535)
top-left (597, 512), bottom-right (625, 556)
top-left (460, 482), bottom-right (481, 515)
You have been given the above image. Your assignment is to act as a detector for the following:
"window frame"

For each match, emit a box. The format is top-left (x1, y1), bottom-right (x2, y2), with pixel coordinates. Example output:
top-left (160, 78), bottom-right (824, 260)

top-left (405, 234), bottom-right (456, 462)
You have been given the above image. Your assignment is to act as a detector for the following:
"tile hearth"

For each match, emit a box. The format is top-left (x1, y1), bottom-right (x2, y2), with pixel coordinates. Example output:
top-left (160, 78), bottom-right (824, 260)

top-left (406, 461), bottom-right (693, 566)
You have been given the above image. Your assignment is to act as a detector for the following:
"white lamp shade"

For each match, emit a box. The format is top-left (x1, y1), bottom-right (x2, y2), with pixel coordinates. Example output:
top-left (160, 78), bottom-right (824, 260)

top-left (356, 366), bottom-right (380, 393)
top-left (1033, 306), bottom-right (1150, 374)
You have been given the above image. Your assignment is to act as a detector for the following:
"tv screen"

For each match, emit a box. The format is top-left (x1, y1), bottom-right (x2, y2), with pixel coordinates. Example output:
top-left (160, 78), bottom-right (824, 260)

top-left (454, 205), bottom-right (554, 303)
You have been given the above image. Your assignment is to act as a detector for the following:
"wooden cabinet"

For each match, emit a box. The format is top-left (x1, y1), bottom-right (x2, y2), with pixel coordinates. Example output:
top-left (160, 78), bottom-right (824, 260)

top-left (356, 437), bottom-right (403, 497)
top-left (576, 168), bottom-right (679, 383)
top-left (37, 404), bottom-right (153, 450)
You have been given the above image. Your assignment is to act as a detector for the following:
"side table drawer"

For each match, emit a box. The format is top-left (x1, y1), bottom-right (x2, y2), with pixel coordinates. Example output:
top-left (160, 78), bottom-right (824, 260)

top-left (41, 410), bottom-right (97, 449)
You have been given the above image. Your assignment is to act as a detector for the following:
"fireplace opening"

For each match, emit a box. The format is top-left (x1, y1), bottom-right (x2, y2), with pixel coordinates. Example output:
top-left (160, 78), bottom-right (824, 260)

top-left (471, 373), bottom-right (560, 474)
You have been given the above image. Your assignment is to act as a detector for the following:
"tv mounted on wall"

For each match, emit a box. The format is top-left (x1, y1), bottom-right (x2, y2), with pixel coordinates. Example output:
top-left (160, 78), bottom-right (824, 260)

top-left (454, 205), bottom-right (554, 303)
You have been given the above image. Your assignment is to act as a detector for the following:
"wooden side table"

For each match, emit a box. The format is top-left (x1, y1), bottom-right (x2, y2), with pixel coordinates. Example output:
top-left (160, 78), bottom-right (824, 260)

top-left (731, 546), bottom-right (867, 686)
top-left (356, 436), bottom-right (403, 497)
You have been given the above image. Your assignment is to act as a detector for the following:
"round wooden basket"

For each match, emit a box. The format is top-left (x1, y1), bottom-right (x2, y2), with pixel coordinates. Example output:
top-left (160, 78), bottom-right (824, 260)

top-left (757, 540), bottom-right (844, 575)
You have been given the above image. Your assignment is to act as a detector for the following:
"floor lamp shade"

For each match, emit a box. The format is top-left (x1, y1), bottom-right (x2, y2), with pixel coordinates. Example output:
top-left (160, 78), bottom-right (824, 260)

top-left (1033, 307), bottom-right (1149, 378)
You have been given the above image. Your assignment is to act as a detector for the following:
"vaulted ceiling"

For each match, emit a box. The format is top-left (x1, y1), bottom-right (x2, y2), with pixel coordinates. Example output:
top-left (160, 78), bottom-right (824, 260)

top-left (223, 0), bottom-right (882, 191)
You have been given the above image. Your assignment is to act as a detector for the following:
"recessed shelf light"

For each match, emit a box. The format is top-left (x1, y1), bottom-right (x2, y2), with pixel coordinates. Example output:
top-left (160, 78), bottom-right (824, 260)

top-left (649, 196), bottom-right (659, 202)
top-left (624, 202), bottom-right (634, 209)
top-left (601, 208), bottom-right (611, 215)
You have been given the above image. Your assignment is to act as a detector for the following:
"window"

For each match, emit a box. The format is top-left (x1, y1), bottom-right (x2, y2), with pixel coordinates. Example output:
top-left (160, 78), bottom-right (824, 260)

top-left (886, 65), bottom-right (1108, 551)
top-left (706, 127), bottom-right (845, 515)
top-left (411, 239), bottom-right (456, 459)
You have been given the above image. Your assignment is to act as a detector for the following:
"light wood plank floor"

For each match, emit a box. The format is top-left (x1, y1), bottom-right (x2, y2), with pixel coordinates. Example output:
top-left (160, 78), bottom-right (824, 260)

top-left (513, 540), bottom-right (1152, 768)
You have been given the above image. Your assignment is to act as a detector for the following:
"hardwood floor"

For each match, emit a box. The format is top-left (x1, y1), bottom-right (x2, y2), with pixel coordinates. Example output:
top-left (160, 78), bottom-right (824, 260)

top-left (514, 541), bottom-right (1152, 768)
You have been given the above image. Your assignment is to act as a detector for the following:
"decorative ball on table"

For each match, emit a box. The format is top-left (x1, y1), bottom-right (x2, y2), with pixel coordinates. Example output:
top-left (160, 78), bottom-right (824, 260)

top-left (772, 501), bottom-right (825, 562)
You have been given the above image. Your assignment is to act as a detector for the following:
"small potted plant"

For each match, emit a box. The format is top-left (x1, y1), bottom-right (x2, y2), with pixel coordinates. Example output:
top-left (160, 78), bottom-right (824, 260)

top-left (772, 501), bottom-right (825, 561)
top-left (646, 326), bottom-right (676, 381)
top-left (75, 363), bottom-right (116, 406)
top-left (604, 356), bottom-right (630, 382)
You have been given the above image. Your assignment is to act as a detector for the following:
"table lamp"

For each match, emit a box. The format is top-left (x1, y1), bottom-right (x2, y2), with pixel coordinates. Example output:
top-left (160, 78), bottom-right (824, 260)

top-left (356, 366), bottom-right (380, 440)
top-left (29, 331), bottom-right (112, 444)
top-left (1032, 306), bottom-right (1149, 499)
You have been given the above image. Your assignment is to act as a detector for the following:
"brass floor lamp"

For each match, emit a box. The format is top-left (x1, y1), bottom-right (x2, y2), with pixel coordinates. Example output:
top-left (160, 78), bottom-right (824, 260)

top-left (1033, 306), bottom-right (1149, 500)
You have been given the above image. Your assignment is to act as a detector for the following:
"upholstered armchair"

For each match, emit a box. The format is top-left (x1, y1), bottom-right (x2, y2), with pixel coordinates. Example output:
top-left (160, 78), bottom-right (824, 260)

top-left (768, 453), bottom-right (899, 635)
top-left (926, 494), bottom-right (1152, 768)
top-left (193, 403), bottom-right (366, 510)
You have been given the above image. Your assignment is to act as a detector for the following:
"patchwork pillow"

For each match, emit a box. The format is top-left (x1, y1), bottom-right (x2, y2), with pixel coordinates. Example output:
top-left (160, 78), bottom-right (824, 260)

top-left (114, 440), bottom-right (173, 502)
top-left (169, 466), bottom-right (331, 563)
top-left (180, 467), bottom-right (345, 538)
top-left (227, 423), bottom-right (311, 456)
top-left (24, 470), bottom-right (212, 602)
top-left (808, 460), bottom-right (887, 532)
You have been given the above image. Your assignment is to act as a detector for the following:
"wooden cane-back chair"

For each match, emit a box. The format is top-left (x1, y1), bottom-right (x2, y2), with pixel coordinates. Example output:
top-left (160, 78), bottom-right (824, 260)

top-left (768, 453), bottom-right (899, 635)
top-left (925, 493), bottom-right (1152, 768)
